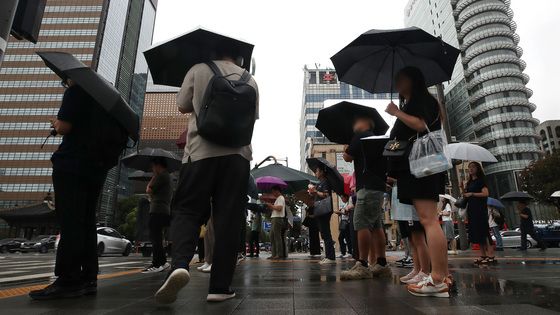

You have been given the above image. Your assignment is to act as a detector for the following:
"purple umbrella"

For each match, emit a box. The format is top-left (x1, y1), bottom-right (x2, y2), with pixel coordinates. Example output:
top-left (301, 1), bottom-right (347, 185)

top-left (256, 176), bottom-right (288, 191)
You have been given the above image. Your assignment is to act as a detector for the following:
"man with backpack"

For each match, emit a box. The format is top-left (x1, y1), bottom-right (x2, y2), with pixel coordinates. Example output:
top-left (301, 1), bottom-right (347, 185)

top-left (30, 79), bottom-right (128, 300)
top-left (155, 46), bottom-right (259, 304)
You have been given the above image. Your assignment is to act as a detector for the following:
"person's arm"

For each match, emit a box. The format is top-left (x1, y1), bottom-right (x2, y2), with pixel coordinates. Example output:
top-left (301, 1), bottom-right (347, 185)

top-left (54, 87), bottom-right (82, 135)
top-left (343, 144), bottom-right (354, 162)
top-left (386, 102), bottom-right (427, 132)
top-left (177, 68), bottom-right (196, 114)
top-left (146, 175), bottom-right (157, 194)
top-left (51, 119), bottom-right (72, 135)
top-left (442, 204), bottom-right (451, 217)
top-left (519, 209), bottom-right (530, 219)
top-left (464, 187), bottom-right (489, 198)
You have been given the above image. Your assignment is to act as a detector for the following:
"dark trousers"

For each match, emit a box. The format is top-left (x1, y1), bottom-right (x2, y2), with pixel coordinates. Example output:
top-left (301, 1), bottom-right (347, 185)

top-left (52, 170), bottom-right (105, 284)
top-left (239, 210), bottom-right (247, 254)
top-left (308, 217), bottom-right (321, 255)
top-left (197, 237), bottom-right (205, 262)
top-left (171, 155), bottom-right (249, 293)
top-left (317, 213), bottom-right (335, 260)
top-left (521, 227), bottom-right (546, 250)
top-left (249, 231), bottom-right (260, 256)
top-left (149, 213), bottom-right (169, 267)
top-left (350, 211), bottom-right (359, 260)
top-left (338, 222), bottom-right (352, 255)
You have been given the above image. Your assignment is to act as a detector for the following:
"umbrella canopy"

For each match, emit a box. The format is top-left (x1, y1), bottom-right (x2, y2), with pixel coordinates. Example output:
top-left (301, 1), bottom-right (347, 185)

top-left (500, 191), bottom-right (534, 202)
top-left (439, 194), bottom-right (457, 203)
top-left (551, 191), bottom-right (560, 198)
top-left (251, 163), bottom-right (318, 194)
top-left (256, 176), bottom-right (288, 191)
top-left (447, 143), bottom-right (497, 163)
top-left (306, 157), bottom-right (345, 196)
top-left (331, 27), bottom-right (460, 94)
top-left (128, 170), bottom-right (153, 182)
top-left (315, 101), bottom-right (389, 144)
top-left (121, 148), bottom-right (182, 172)
top-left (487, 197), bottom-right (505, 209)
top-left (36, 51), bottom-right (139, 141)
top-left (144, 27), bottom-right (254, 87)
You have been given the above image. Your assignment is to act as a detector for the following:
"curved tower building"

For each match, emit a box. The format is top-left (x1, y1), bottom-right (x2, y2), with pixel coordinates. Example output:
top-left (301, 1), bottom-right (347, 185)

top-left (405, 0), bottom-right (541, 195)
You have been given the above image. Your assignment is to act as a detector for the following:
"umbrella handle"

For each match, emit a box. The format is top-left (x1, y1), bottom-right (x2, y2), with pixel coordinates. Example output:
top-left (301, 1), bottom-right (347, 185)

top-left (390, 50), bottom-right (395, 102)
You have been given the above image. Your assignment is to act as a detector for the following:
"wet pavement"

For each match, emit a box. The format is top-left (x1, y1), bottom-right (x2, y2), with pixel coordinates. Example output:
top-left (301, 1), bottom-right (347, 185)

top-left (1, 249), bottom-right (559, 314)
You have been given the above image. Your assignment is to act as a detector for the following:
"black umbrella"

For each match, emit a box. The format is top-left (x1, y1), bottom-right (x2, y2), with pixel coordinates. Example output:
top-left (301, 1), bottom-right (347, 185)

top-left (500, 191), bottom-right (534, 202)
top-left (144, 28), bottom-right (254, 87)
top-left (331, 27), bottom-right (460, 95)
top-left (251, 163), bottom-right (318, 194)
top-left (315, 101), bottom-right (389, 144)
top-left (128, 170), bottom-right (153, 182)
top-left (36, 51), bottom-right (140, 141)
top-left (121, 148), bottom-right (182, 172)
top-left (306, 157), bottom-right (344, 196)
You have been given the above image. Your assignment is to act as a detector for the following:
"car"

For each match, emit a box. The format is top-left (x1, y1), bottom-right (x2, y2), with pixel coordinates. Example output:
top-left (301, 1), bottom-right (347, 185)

top-left (19, 235), bottom-right (57, 253)
top-left (492, 230), bottom-right (537, 249)
top-left (0, 238), bottom-right (27, 253)
top-left (534, 223), bottom-right (560, 247)
top-left (96, 227), bottom-right (132, 257)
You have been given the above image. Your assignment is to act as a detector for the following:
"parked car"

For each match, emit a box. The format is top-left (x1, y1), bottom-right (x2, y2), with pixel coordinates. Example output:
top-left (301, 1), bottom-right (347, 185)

top-left (96, 227), bottom-right (132, 257)
top-left (0, 238), bottom-right (27, 253)
top-left (492, 230), bottom-right (537, 249)
top-left (535, 223), bottom-right (560, 247)
top-left (19, 235), bottom-right (57, 253)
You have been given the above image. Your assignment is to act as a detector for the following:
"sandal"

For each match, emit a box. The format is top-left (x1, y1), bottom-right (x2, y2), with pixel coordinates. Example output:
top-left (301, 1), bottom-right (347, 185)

top-left (484, 257), bottom-right (497, 264)
top-left (474, 256), bottom-right (487, 265)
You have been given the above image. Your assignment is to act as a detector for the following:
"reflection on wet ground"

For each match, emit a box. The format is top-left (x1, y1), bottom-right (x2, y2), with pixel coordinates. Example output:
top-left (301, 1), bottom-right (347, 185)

top-left (1, 250), bottom-right (560, 314)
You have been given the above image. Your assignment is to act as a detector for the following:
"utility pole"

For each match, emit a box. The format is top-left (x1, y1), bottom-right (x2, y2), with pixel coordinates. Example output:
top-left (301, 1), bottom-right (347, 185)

top-left (0, 0), bottom-right (19, 68)
top-left (436, 83), bottom-right (468, 250)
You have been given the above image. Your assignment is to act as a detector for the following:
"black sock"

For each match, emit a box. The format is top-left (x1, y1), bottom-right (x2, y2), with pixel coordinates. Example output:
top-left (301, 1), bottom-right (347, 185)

top-left (377, 257), bottom-right (387, 266)
top-left (359, 259), bottom-right (368, 267)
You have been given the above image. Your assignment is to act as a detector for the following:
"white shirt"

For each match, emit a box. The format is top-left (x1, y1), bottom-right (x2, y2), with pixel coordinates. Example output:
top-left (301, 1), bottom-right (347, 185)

top-left (442, 204), bottom-right (452, 222)
top-left (488, 208), bottom-right (497, 228)
top-left (271, 195), bottom-right (286, 218)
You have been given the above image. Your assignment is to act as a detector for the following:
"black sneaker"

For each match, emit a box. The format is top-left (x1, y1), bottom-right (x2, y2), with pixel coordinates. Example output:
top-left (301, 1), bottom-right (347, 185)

top-left (29, 281), bottom-right (85, 300)
top-left (83, 280), bottom-right (97, 295)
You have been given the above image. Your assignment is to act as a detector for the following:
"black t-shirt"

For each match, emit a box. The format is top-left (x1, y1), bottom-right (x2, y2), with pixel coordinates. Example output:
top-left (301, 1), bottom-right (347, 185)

top-left (520, 207), bottom-right (534, 230)
top-left (51, 85), bottom-right (96, 176)
top-left (347, 130), bottom-right (386, 191)
top-left (315, 179), bottom-right (331, 202)
top-left (388, 95), bottom-right (441, 173)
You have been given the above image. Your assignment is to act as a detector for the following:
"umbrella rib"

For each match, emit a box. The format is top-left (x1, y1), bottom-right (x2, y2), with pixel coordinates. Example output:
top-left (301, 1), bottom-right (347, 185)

top-left (367, 48), bottom-right (392, 93)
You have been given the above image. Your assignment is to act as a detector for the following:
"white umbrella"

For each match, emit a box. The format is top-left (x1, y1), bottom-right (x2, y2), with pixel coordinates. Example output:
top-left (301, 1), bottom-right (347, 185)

top-left (551, 191), bottom-right (560, 198)
top-left (447, 143), bottom-right (497, 162)
top-left (439, 194), bottom-right (457, 203)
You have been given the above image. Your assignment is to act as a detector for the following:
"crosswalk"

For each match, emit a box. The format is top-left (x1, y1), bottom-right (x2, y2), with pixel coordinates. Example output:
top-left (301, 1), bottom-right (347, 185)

top-left (0, 254), bottom-right (150, 287)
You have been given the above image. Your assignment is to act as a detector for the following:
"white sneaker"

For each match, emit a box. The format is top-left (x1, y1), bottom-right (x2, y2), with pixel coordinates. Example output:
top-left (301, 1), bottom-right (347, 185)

top-left (161, 262), bottom-right (171, 271)
top-left (197, 262), bottom-right (210, 271)
top-left (202, 264), bottom-right (212, 273)
top-left (407, 275), bottom-right (450, 298)
top-left (154, 268), bottom-right (190, 304)
top-left (340, 262), bottom-right (372, 280)
top-left (237, 254), bottom-right (245, 265)
top-left (403, 271), bottom-right (429, 284)
top-left (369, 263), bottom-right (392, 278)
top-left (337, 254), bottom-right (345, 259)
top-left (400, 270), bottom-right (419, 283)
top-left (142, 265), bottom-right (164, 274)
top-left (207, 291), bottom-right (236, 302)
top-left (343, 254), bottom-right (352, 258)
top-left (319, 258), bottom-right (337, 265)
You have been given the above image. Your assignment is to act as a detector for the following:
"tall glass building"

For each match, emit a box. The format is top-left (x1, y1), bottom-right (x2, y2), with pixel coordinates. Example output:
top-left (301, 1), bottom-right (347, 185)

top-left (300, 66), bottom-right (394, 169)
top-left (0, 0), bottom-right (157, 225)
top-left (404, 0), bottom-right (541, 196)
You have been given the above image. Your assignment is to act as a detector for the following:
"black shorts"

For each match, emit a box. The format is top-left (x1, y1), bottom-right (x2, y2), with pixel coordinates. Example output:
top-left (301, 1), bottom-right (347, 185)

top-left (398, 220), bottom-right (423, 239)
top-left (396, 171), bottom-right (445, 205)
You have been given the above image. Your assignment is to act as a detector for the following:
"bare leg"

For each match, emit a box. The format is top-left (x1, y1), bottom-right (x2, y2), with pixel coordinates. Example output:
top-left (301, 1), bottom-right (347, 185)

top-left (408, 236), bottom-right (420, 273)
top-left (414, 199), bottom-right (448, 283)
top-left (368, 232), bottom-right (376, 265)
top-left (372, 228), bottom-right (386, 261)
top-left (358, 229), bottom-right (371, 262)
top-left (410, 230), bottom-right (430, 274)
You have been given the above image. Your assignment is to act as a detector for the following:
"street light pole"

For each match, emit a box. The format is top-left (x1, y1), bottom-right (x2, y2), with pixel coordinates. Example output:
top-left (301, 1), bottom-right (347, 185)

top-left (0, 0), bottom-right (19, 68)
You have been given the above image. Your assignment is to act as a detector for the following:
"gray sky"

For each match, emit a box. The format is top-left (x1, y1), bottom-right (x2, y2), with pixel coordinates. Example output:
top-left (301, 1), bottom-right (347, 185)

top-left (153, 0), bottom-right (560, 169)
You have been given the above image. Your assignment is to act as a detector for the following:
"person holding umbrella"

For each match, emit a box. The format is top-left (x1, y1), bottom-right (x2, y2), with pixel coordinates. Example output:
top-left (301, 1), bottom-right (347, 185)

top-left (154, 41), bottom-right (259, 304)
top-left (517, 200), bottom-right (546, 251)
top-left (264, 185), bottom-right (287, 260)
top-left (341, 116), bottom-right (390, 280)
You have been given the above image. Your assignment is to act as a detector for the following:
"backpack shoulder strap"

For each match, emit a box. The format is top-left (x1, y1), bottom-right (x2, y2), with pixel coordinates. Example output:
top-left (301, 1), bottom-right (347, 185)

top-left (239, 70), bottom-right (251, 83)
top-left (205, 61), bottom-right (223, 76)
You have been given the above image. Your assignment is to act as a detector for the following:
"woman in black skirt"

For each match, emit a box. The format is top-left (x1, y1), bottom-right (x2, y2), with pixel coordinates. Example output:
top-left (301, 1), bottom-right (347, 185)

top-left (464, 162), bottom-right (495, 264)
top-left (385, 67), bottom-right (449, 297)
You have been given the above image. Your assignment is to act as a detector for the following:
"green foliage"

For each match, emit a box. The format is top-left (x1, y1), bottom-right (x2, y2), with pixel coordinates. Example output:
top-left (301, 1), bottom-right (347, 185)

top-left (114, 195), bottom-right (140, 228)
top-left (118, 208), bottom-right (137, 240)
top-left (519, 151), bottom-right (560, 203)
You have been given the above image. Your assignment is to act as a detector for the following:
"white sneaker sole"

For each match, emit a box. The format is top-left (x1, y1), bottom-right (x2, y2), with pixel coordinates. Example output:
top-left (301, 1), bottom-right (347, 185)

top-left (207, 292), bottom-right (236, 302)
top-left (408, 289), bottom-right (450, 298)
top-left (155, 269), bottom-right (190, 304)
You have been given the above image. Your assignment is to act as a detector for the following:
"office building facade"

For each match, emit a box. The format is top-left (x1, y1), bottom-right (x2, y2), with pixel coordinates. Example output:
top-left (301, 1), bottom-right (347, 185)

top-left (300, 66), bottom-right (394, 170)
top-left (405, 0), bottom-right (541, 196)
top-left (536, 120), bottom-right (560, 155)
top-left (0, 0), bottom-right (157, 225)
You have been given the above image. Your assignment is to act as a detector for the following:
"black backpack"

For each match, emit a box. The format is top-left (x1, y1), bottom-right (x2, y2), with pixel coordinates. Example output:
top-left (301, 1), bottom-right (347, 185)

top-left (197, 62), bottom-right (257, 148)
top-left (88, 104), bottom-right (129, 172)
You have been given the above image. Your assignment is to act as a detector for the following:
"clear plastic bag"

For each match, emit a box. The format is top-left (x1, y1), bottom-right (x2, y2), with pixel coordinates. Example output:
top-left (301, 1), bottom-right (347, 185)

top-left (409, 127), bottom-right (452, 178)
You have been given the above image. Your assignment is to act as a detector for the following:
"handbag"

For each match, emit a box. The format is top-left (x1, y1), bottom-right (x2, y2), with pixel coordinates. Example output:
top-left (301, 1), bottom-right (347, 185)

top-left (383, 139), bottom-right (411, 157)
top-left (454, 197), bottom-right (468, 209)
top-left (339, 219), bottom-right (349, 231)
top-left (409, 124), bottom-right (452, 178)
top-left (313, 196), bottom-right (333, 217)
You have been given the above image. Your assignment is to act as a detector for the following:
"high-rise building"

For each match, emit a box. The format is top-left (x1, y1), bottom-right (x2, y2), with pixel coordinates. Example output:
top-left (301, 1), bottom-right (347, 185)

top-left (300, 65), bottom-right (394, 170)
top-left (0, 0), bottom-right (157, 225)
top-left (139, 83), bottom-right (186, 158)
top-left (536, 120), bottom-right (560, 155)
top-left (404, 0), bottom-right (541, 196)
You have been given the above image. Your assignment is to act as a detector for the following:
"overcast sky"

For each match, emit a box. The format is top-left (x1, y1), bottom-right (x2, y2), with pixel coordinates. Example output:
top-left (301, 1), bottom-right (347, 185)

top-left (152, 0), bottom-right (560, 170)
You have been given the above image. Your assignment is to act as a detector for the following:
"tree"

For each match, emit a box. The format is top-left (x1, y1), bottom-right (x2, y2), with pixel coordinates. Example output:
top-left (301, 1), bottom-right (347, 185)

top-left (519, 151), bottom-right (560, 203)
top-left (118, 208), bottom-right (137, 240)
top-left (113, 195), bottom-right (140, 228)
